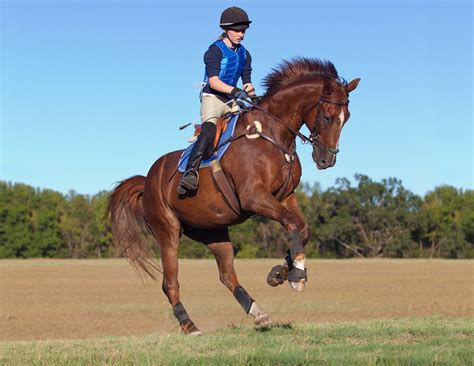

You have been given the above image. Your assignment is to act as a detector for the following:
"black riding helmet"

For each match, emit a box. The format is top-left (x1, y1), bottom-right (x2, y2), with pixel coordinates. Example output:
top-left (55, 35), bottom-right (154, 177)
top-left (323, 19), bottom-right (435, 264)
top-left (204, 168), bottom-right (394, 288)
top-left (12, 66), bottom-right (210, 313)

top-left (220, 6), bottom-right (251, 30)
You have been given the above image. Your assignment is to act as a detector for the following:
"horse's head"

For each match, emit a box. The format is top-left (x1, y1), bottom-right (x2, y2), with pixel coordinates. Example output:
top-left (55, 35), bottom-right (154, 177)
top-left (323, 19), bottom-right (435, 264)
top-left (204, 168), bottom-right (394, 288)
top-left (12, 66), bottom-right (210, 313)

top-left (304, 78), bottom-right (360, 169)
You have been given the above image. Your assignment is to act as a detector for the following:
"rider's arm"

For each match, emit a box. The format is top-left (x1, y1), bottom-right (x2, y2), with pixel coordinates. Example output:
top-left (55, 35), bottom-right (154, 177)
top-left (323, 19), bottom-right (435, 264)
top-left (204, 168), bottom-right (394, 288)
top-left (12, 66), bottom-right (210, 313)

top-left (242, 51), bottom-right (255, 96)
top-left (205, 45), bottom-right (254, 96)
top-left (208, 76), bottom-right (235, 94)
top-left (205, 46), bottom-right (235, 94)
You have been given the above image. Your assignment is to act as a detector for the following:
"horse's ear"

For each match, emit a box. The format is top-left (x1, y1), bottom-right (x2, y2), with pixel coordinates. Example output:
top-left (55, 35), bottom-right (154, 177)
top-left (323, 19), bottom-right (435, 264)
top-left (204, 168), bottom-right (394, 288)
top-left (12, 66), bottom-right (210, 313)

top-left (346, 78), bottom-right (360, 93)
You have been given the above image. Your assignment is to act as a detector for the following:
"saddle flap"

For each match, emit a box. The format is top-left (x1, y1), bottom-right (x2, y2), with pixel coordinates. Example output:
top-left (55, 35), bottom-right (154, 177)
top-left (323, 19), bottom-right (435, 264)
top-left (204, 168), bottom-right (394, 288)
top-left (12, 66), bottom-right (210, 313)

top-left (178, 113), bottom-right (239, 173)
top-left (191, 115), bottom-right (230, 149)
top-left (213, 117), bottom-right (229, 149)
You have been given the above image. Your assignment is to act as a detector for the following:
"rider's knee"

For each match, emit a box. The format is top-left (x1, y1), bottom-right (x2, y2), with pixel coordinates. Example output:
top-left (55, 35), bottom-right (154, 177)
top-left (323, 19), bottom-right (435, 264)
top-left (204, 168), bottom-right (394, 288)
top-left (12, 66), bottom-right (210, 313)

top-left (201, 121), bottom-right (217, 138)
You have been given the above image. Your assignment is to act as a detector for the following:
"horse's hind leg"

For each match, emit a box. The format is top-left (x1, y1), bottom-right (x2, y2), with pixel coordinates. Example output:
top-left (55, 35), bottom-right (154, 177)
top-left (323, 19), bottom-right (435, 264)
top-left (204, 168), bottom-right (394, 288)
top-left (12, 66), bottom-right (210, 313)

top-left (186, 227), bottom-right (271, 328)
top-left (148, 221), bottom-right (202, 336)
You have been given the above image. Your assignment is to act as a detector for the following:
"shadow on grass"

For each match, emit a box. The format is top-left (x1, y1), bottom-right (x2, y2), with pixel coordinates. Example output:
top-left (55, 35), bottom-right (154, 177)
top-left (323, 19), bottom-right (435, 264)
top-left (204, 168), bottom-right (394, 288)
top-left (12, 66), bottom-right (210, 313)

top-left (255, 322), bottom-right (293, 333)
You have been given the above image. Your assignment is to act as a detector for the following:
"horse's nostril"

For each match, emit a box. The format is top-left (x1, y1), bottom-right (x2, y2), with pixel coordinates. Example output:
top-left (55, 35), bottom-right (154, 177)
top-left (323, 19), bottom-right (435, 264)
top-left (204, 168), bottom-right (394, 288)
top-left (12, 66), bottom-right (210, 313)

top-left (320, 160), bottom-right (326, 165)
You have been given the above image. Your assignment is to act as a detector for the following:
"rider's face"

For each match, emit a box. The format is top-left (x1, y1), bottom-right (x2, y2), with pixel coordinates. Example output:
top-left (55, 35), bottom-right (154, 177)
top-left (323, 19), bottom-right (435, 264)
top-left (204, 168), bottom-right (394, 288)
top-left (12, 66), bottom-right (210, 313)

top-left (226, 28), bottom-right (246, 45)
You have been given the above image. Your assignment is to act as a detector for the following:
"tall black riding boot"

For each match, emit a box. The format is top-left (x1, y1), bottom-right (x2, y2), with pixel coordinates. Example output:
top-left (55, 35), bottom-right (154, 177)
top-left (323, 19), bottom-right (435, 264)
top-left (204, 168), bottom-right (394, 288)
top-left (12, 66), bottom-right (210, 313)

top-left (178, 122), bottom-right (216, 195)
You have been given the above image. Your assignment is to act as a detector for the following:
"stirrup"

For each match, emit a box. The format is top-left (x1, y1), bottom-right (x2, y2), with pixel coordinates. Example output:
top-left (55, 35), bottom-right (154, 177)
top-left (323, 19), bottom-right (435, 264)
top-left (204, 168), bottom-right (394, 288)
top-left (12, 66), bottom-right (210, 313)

top-left (178, 170), bottom-right (199, 195)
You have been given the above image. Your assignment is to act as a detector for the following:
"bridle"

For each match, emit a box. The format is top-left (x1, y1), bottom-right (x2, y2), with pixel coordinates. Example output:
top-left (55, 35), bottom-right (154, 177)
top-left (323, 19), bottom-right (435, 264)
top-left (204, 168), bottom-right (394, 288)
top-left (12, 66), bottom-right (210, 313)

top-left (210, 95), bottom-right (349, 202)
top-left (303, 97), bottom-right (350, 156)
top-left (250, 96), bottom-right (349, 156)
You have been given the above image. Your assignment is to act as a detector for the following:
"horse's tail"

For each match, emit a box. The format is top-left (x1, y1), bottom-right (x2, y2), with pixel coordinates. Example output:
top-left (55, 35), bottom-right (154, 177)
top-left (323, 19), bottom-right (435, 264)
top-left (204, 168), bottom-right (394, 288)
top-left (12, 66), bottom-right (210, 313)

top-left (108, 175), bottom-right (161, 280)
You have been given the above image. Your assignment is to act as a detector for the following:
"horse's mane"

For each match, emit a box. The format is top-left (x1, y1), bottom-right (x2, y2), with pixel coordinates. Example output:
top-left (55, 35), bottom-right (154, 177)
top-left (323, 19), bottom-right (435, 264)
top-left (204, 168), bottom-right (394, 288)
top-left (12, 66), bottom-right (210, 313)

top-left (262, 57), bottom-right (346, 96)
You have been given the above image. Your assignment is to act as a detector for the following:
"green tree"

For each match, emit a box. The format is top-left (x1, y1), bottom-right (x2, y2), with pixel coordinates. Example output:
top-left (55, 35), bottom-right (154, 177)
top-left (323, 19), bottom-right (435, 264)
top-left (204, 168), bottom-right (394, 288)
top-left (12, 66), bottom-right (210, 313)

top-left (311, 175), bottom-right (420, 258)
top-left (420, 186), bottom-right (470, 258)
top-left (0, 182), bottom-right (35, 258)
top-left (60, 191), bottom-right (95, 258)
top-left (30, 189), bottom-right (65, 257)
top-left (90, 191), bottom-right (113, 257)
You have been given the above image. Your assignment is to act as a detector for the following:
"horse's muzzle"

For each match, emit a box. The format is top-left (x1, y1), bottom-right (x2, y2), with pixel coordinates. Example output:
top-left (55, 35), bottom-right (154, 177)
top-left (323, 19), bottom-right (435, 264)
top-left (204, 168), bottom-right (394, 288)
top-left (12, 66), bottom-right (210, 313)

top-left (312, 149), bottom-right (336, 170)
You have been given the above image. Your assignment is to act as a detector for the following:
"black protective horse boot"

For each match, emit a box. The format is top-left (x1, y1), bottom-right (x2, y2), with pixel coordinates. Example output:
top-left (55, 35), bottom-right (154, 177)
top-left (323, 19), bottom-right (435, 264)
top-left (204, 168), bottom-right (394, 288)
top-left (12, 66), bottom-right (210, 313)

top-left (178, 122), bottom-right (216, 195)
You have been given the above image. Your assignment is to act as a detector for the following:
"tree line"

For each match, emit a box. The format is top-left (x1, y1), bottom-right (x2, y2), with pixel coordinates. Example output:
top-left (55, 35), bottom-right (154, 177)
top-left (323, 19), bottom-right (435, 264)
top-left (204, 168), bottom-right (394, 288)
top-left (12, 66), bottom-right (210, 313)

top-left (0, 175), bottom-right (472, 259)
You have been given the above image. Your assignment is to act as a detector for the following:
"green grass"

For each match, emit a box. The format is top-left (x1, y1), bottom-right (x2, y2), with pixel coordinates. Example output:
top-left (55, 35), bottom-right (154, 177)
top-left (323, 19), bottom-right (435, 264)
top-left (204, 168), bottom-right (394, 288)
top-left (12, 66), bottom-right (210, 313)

top-left (1, 317), bottom-right (472, 365)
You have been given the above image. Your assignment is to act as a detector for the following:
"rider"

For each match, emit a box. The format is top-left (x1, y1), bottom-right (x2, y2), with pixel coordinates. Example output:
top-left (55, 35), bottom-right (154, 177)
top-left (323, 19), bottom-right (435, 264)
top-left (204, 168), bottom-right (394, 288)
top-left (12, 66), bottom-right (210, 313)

top-left (178, 6), bottom-right (256, 195)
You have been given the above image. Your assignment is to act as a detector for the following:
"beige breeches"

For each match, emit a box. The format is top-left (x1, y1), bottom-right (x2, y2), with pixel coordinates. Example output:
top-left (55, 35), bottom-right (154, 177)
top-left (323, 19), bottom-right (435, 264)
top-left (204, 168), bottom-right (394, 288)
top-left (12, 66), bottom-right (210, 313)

top-left (200, 94), bottom-right (239, 125)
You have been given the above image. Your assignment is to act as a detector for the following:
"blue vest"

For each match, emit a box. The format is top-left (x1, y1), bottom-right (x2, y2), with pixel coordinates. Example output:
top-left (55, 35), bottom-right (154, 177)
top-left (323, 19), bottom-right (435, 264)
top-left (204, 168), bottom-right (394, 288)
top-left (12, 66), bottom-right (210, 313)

top-left (203, 40), bottom-right (247, 88)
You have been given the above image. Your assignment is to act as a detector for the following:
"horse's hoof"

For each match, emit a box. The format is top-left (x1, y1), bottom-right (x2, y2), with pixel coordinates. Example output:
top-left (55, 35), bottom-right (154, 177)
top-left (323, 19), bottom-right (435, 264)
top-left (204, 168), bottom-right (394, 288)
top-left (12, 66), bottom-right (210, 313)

top-left (188, 329), bottom-right (203, 336)
top-left (289, 279), bottom-right (306, 292)
top-left (254, 313), bottom-right (272, 328)
top-left (180, 320), bottom-right (202, 336)
top-left (287, 267), bottom-right (307, 292)
top-left (266, 265), bottom-right (288, 287)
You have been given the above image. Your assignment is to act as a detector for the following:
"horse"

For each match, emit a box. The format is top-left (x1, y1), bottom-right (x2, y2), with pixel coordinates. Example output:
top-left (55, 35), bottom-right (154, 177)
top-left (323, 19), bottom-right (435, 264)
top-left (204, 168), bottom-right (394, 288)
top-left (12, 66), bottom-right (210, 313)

top-left (108, 57), bottom-right (360, 335)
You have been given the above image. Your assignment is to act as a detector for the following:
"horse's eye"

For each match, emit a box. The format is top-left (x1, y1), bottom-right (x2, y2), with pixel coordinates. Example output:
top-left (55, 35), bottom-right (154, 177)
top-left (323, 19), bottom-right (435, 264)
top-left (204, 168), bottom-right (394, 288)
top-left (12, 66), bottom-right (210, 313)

top-left (323, 115), bottom-right (331, 124)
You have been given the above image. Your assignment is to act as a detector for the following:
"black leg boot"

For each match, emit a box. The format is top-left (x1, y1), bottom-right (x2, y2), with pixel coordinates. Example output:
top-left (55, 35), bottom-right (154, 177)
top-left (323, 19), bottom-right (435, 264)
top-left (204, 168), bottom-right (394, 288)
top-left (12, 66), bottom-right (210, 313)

top-left (178, 122), bottom-right (216, 195)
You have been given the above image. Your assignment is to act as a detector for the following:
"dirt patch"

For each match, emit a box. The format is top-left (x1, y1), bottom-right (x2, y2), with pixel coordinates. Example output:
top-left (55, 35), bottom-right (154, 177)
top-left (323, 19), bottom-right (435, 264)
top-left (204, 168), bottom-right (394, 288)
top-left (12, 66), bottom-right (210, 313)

top-left (1, 259), bottom-right (472, 341)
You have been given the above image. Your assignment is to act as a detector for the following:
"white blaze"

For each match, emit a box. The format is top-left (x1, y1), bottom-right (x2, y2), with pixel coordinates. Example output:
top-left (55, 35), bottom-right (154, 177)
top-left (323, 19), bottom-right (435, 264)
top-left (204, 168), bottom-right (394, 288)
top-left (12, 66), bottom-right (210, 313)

top-left (338, 109), bottom-right (345, 127)
top-left (336, 109), bottom-right (345, 150)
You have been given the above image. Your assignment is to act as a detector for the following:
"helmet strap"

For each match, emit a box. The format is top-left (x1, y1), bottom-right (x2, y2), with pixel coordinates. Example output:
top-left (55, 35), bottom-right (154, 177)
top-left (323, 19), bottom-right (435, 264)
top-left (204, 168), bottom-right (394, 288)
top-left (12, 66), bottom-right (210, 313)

top-left (224, 31), bottom-right (239, 49)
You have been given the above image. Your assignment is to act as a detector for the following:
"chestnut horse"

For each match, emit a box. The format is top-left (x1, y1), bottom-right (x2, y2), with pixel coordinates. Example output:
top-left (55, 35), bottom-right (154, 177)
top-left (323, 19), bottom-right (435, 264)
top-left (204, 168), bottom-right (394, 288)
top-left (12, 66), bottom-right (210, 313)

top-left (109, 58), bottom-right (360, 335)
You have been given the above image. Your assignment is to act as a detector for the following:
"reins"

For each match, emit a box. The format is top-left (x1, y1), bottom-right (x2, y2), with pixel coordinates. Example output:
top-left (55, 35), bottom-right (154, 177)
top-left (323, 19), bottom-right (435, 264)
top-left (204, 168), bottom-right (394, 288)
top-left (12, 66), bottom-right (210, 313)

top-left (213, 94), bottom-right (349, 159)
top-left (249, 97), bottom-right (349, 156)
top-left (176, 94), bottom-right (349, 202)
top-left (251, 104), bottom-right (311, 144)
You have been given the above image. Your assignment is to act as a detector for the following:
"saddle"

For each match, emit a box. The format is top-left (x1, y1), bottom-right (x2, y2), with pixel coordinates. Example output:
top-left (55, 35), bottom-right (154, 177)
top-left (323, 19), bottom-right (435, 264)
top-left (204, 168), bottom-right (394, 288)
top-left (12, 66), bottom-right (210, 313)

top-left (178, 113), bottom-right (239, 173)
top-left (178, 113), bottom-right (241, 214)
top-left (189, 115), bottom-right (230, 150)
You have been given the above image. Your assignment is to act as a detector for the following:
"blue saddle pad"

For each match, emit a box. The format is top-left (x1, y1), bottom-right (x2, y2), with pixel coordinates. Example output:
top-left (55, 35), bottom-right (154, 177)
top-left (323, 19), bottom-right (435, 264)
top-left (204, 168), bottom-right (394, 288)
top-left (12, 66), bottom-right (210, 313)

top-left (178, 113), bottom-right (239, 172)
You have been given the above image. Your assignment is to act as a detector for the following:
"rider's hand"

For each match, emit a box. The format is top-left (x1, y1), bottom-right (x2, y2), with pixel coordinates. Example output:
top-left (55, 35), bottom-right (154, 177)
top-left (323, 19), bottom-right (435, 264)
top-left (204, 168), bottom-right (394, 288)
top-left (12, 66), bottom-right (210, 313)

top-left (230, 87), bottom-right (250, 100)
top-left (250, 94), bottom-right (260, 104)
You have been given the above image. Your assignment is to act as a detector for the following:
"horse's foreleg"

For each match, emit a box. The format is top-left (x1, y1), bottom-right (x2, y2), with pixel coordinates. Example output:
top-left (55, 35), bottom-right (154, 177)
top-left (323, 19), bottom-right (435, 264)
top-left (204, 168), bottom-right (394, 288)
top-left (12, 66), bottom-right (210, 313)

top-left (271, 194), bottom-right (311, 290)
top-left (242, 191), bottom-right (309, 291)
top-left (188, 227), bottom-right (270, 328)
top-left (208, 242), bottom-right (271, 328)
top-left (152, 225), bottom-right (202, 336)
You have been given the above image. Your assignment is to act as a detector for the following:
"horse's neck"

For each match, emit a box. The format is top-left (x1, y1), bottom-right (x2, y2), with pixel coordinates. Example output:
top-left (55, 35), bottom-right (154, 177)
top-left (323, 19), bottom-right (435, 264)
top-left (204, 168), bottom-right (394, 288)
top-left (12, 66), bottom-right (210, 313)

top-left (258, 83), bottom-right (322, 147)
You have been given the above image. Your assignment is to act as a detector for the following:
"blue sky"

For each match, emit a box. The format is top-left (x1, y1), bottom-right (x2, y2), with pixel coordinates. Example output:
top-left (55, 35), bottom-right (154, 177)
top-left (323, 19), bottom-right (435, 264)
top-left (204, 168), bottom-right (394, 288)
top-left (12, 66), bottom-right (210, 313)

top-left (1, 0), bottom-right (472, 196)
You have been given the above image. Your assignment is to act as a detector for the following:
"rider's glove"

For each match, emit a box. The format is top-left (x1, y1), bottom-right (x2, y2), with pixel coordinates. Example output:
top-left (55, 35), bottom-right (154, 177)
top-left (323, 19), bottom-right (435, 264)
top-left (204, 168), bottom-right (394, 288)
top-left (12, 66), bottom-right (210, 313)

top-left (250, 94), bottom-right (260, 104)
top-left (230, 87), bottom-right (250, 100)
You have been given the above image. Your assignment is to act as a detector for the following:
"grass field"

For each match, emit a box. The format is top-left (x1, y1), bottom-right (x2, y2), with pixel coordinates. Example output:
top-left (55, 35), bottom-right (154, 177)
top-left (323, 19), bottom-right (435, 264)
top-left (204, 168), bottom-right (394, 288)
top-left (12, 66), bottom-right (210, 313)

top-left (1, 259), bottom-right (473, 365)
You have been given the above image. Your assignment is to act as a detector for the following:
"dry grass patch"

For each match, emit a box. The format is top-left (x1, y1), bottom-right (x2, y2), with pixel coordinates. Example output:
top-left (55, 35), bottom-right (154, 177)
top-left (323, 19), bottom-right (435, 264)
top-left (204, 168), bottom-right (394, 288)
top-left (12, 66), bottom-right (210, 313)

top-left (1, 259), bottom-right (473, 341)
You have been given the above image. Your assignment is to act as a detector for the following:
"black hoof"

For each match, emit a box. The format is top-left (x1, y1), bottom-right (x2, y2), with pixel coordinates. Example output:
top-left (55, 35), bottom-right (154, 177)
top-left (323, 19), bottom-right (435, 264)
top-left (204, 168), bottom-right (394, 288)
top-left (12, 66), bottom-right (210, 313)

top-left (288, 267), bottom-right (307, 282)
top-left (267, 265), bottom-right (289, 287)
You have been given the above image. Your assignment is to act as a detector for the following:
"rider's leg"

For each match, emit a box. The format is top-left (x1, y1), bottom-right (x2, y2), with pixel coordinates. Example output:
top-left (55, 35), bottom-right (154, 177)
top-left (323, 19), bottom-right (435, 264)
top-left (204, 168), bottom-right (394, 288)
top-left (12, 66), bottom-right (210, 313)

top-left (178, 122), bottom-right (216, 194)
top-left (178, 94), bottom-right (233, 195)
